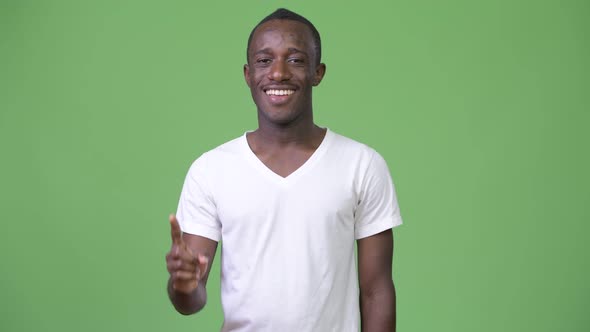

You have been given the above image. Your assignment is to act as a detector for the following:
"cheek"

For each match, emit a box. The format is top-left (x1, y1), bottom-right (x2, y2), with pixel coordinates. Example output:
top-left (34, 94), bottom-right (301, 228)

top-left (250, 71), bottom-right (267, 86)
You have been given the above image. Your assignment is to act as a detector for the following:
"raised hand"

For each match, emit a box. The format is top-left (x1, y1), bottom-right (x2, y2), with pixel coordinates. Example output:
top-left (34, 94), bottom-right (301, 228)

top-left (166, 214), bottom-right (210, 294)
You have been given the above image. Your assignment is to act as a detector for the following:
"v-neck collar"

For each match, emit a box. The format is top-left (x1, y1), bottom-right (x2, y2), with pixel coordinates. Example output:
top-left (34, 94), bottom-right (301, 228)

top-left (241, 128), bottom-right (334, 186)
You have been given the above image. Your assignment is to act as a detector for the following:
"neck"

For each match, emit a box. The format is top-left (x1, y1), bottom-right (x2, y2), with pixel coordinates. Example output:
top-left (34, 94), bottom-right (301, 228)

top-left (253, 107), bottom-right (322, 147)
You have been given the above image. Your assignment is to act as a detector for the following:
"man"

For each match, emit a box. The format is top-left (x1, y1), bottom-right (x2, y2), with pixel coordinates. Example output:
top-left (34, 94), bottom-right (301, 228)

top-left (166, 8), bottom-right (403, 331)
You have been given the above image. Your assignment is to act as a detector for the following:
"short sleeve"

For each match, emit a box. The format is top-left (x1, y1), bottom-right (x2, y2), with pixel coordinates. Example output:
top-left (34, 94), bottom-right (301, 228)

top-left (176, 155), bottom-right (221, 242)
top-left (354, 150), bottom-right (403, 239)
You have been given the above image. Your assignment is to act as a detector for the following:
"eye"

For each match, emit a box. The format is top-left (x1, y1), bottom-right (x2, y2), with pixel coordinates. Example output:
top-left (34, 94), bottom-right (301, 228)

top-left (256, 58), bottom-right (272, 64)
top-left (288, 58), bottom-right (304, 64)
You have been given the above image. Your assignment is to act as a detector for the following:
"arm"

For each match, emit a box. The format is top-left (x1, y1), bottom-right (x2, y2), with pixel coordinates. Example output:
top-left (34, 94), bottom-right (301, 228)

top-left (166, 215), bottom-right (218, 315)
top-left (357, 229), bottom-right (396, 332)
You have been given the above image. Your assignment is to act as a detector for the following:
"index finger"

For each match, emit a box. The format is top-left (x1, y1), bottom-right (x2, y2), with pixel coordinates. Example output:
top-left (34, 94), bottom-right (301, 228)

top-left (169, 214), bottom-right (183, 245)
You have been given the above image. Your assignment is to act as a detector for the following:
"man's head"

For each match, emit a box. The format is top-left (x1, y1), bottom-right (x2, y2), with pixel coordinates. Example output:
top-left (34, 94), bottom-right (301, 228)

top-left (244, 9), bottom-right (326, 126)
top-left (247, 8), bottom-right (322, 65)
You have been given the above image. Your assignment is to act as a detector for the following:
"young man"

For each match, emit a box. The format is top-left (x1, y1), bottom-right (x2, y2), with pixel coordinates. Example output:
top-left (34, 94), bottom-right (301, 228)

top-left (166, 8), bottom-right (403, 332)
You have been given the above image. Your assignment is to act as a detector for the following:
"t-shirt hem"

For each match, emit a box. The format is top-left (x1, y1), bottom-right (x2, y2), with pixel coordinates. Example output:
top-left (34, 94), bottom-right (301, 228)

top-left (355, 215), bottom-right (402, 240)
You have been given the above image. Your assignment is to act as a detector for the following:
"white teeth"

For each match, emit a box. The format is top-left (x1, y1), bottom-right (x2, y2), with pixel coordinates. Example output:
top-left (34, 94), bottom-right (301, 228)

top-left (265, 89), bottom-right (294, 96)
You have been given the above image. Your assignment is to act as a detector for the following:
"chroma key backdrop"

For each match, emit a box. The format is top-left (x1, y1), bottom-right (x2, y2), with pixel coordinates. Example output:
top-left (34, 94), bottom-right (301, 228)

top-left (1, 1), bottom-right (588, 331)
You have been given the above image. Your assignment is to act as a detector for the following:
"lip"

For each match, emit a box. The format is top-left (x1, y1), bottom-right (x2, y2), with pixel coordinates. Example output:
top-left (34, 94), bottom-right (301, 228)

top-left (265, 92), bottom-right (294, 105)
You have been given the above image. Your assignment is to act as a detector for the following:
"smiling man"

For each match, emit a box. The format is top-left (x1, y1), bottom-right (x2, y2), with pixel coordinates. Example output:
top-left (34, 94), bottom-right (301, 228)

top-left (166, 8), bottom-right (403, 332)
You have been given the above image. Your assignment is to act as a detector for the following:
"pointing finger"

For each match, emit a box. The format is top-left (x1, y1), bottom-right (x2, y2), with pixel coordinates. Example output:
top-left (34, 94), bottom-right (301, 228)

top-left (169, 214), bottom-right (183, 245)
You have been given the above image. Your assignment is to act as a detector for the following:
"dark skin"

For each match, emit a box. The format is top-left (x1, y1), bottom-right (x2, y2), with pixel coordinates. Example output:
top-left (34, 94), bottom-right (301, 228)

top-left (243, 19), bottom-right (327, 177)
top-left (165, 214), bottom-right (216, 315)
top-left (166, 19), bottom-right (396, 331)
top-left (358, 229), bottom-right (397, 331)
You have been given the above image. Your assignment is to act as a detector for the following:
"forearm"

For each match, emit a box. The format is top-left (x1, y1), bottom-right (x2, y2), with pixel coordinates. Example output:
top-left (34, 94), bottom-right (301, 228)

top-left (360, 281), bottom-right (396, 332)
top-left (167, 278), bottom-right (207, 315)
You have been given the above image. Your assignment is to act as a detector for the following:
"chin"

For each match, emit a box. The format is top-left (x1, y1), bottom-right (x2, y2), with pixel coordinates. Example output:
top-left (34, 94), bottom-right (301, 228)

top-left (259, 107), bottom-right (300, 125)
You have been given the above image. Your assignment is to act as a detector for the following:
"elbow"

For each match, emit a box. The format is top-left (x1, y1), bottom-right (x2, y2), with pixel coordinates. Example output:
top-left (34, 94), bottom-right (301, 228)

top-left (361, 277), bottom-right (395, 302)
top-left (173, 298), bottom-right (205, 316)
top-left (176, 307), bottom-right (199, 316)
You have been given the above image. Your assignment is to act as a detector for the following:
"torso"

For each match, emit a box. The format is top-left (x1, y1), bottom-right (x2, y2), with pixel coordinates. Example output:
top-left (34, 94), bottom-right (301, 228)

top-left (176, 129), bottom-right (402, 331)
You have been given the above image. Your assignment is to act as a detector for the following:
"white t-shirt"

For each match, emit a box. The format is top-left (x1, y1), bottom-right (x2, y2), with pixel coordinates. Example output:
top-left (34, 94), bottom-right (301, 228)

top-left (176, 129), bottom-right (402, 332)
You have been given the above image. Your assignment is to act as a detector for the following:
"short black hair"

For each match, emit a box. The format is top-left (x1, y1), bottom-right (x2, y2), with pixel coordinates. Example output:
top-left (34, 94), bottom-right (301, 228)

top-left (246, 8), bottom-right (322, 65)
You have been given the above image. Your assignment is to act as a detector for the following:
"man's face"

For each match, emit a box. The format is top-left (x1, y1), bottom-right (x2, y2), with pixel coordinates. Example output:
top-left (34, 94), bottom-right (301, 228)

top-left (244, 19), bottom-right (326, 126)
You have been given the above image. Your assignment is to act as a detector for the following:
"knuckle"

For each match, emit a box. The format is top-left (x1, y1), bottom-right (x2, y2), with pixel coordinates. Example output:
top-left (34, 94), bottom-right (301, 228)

top-left (168, 260), bottom-right (182, 271)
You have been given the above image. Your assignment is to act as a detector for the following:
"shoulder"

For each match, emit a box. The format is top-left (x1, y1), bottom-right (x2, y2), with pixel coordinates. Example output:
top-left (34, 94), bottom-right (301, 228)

top-left (186, 134), bottom-right (246, 175)
top-left (203, 134), bottom-right (244, 159)
top-left (327, 130), bottom-right (382, 164)
top-left (326, 130), bottom-right (394, 186)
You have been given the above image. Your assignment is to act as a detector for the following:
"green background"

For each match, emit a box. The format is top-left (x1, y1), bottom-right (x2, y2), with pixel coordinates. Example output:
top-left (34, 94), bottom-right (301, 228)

top-left (1, 0), bottom-right (588, 331)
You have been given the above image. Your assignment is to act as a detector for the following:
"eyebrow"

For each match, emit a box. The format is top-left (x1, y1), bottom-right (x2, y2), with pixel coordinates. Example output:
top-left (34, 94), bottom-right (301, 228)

top-left (287, 48), bottom-right (306, 55)
top-left (254, 48), bottom-right (308, 56)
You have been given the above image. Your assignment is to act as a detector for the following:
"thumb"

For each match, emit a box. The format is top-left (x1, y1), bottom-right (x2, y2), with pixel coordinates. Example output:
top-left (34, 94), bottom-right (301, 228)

top-left (169, 214), bottom-right (183, 245)
top-left (197, 254), bottom-right (210, 279)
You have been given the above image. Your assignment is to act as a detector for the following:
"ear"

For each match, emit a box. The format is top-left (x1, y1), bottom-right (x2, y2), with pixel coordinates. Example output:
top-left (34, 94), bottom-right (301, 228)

top-left (244, 64), bottom-right (251, 87)
top-left (312, 63), bottom-right (326, 86)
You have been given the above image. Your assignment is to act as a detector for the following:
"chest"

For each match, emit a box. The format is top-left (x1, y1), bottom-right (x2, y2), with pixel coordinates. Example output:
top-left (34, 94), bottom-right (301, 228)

top-left (211, 164), bottom-right (359, 241)
top-left (254, 148), bottom-right (315, 178)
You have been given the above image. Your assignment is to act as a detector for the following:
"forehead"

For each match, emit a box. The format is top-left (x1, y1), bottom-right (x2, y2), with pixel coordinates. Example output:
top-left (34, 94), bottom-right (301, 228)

top-left (249, 19), bottom-right (315, 53)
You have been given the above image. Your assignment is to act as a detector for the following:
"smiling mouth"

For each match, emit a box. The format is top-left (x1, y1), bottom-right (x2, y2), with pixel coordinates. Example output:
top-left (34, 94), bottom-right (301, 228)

top-left (265, 89), bottom-right (295, 96)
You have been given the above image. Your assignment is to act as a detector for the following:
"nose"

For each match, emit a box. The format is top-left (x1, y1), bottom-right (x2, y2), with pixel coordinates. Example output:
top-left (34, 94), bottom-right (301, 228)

top-left (268, 60), bottom-right (292, 82)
